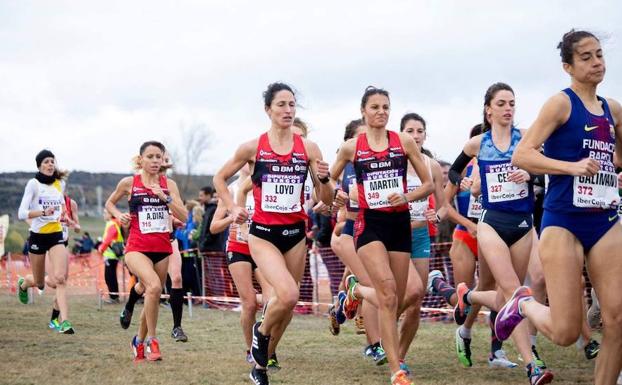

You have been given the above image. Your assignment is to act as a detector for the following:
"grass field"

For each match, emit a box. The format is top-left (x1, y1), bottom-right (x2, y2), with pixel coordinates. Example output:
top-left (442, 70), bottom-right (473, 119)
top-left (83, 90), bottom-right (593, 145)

top-left (0, 295), bottom-right (596, 385)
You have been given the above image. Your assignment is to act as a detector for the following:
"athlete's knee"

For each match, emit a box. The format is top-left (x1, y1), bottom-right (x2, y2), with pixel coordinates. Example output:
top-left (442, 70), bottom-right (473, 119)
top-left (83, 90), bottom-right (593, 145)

top-left (170, 274), bottom-right (182, 288)
top-left (551, 322), bottom-right (581, 347)
top-left (377, 280), bottom-right (398, 310)
top-left (144, 281), bottom-right (162, 297)
top-left (54, 274), bottom-right (66, 286)
top-left (601, 308), bottom-right (622, 335)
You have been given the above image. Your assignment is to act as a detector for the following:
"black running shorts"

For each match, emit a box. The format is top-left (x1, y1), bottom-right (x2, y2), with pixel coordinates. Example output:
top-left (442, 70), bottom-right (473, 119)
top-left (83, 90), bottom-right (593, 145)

top-left (227, 251), bottom-right (257, 270)
top-left (28, 231), bottom-right (65, 254)
top-left (354, 210), bottom-right (411, 253)
top-left (249, 221), bottom-right (306, 254)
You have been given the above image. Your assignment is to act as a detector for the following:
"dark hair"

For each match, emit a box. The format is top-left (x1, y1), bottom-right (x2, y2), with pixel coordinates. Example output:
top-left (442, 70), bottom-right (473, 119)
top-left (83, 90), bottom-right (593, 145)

top-left (343, 119), bottom-right (364, 141)
top-left (263, 82), bottom-right (295, 107)
top-left (139, 141), bottom-right (166, 155)
top-left (200, 186), bottom-right (215, 196)
top-left (557, 29), bottom-right (599, 64)
top-left (399, 113), bottom-right (426, 132)
top-left (438, 160), bottom-right (450, 168)
top-left (469, 123), bottom-right (483, 138)
top-left (482, 82), bottom-right (514, 132)
top-left (360, 86), bottom-right (389, 109)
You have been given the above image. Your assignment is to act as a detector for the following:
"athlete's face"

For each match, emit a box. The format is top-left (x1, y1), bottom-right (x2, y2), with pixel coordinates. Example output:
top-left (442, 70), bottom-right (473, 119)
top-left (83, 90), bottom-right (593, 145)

top-left (38, 157), bottom-right (55, 176)
top-left (564, 37), bottom-right (605, 85)
top-left (361, 94), bottom-right (390, 129)
top-left (266, 90), bottom-right (296, 129)
top-left (485, 90), bottom-right (515, 128)
top-left (402, 119), bottom-right (426, 149)
top-left (139, 145), bottom-right (164, 174)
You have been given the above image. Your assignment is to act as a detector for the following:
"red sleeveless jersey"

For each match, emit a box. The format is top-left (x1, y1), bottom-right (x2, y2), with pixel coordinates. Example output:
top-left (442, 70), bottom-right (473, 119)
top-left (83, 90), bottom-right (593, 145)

top-left (125, 174), bottom-right (173, 254)
top-left (353, 131), bottom-right (408, 213)
top-left (251, 132), bottom-right (309, 225)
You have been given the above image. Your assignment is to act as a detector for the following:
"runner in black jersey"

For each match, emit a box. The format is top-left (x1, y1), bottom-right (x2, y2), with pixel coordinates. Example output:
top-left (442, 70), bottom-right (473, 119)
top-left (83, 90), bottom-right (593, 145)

top-left (326, 87), bottom-right (433, 385)
top-left (213, 83), bottom-right (332, 385)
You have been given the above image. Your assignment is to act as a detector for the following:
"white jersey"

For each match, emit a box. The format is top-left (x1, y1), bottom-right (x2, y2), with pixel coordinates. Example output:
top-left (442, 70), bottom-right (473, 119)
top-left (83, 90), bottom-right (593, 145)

top-left (18, 178), bottom-right (65, 234)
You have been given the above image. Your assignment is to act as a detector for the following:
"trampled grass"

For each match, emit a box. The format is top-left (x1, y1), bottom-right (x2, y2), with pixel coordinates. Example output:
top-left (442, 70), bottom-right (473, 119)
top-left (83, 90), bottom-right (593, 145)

top-left (0, 295), bottom-right (595, 385)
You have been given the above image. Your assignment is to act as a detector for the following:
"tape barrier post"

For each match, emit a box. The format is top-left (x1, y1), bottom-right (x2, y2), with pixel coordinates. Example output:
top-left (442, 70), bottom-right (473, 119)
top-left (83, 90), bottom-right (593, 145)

top-left (187, 292), bottom-right (193, 318)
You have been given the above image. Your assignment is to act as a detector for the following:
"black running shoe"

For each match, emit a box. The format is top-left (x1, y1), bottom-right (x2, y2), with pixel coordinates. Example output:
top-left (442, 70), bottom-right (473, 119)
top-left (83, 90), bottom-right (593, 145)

top-left (249, 366), bottom-right (269, 385)
top-left (251, 322), bottom-right (270, 367)
top-left (584, 339), bottom-right (600, 360)
top-left (171, 326), bottom-right (188, 342)
top-left (453, 303), bottom-right (468, 325)
top-left (119, 308), bottom-right (133, 330)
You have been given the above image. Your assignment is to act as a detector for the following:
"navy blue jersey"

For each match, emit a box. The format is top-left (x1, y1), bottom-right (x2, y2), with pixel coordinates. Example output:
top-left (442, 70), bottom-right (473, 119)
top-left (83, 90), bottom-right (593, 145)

top-left (342, 162), bottom-right (359, 213)
top-left (478, 128), bottom-right (533, 214)
top-left (544, 88), bottom-right (618, 213)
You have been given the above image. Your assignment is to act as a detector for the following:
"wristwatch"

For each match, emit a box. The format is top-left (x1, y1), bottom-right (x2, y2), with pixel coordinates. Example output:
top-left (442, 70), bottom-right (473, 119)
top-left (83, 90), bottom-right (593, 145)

top-left (165, 196), bottom-right (173, 204)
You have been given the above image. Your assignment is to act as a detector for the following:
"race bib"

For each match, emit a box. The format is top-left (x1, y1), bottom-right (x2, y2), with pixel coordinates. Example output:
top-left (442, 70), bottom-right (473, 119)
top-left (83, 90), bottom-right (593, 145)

top-left (138, 205), bottom-right (169, 234)
top-left (362, 170), bottom-right (404, 209)
top-left (573, 171), bottom-right (619, 209)
top-left (485, 169), bottom-right (528, 203)
top-left (348, 180), bottom-right (359, 209)
top-left (39, 195), bottom-right (63, 221)
top-left (467, 194), bottom-right (482, 219)
top-left (261, 174), bottom-right (304, 213)
top-left (408, 199), bottom-right (427, 221)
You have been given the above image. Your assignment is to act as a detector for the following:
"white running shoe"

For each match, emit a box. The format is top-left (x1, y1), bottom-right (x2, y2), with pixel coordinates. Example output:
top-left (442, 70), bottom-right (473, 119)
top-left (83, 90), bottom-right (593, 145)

top-left (617, 370), bottom-right (622, 385)
top-left (587, 288), bottom-right (601, 330)
top-left (488, 349), bottom-right (518, 368)
top-left (427, 270), bottom-right (444, 295)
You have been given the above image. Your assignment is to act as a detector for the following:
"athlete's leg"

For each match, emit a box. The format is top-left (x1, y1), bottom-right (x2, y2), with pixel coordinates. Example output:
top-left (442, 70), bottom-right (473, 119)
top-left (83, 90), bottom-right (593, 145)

top-left (470, 224), bottom-right (534, 367)
top-left (47, 244), bottom-right (69, 321)
top-left (230, 261), bottom-right (258, 351)
top-left (398, 260), bottom-right (425, 359)
top-left (168, 242), bottom-right (184, 331)
top-left (587, 225), bottom-right (622, 385)
top-left (125, 252), bottom-right (169, 340)
top-left (519, 227), bottom-right (584, 345)
top-left (21, 253), bottom-right (46, 290)
top-left (358, 240), bottom-right (410, 375)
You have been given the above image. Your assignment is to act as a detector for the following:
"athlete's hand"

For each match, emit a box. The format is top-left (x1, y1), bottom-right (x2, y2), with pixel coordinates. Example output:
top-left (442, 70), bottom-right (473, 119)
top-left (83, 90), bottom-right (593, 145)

top-left (119, 212), bottom-right (131, 226)
top-left (466, 222), bottom-right (478, 238)
top-left (388, 192), bottom-right (408, 207)
top-left (424, 208), bottom-right (438, 223)
top-left (149, 183), bottom-right (168, 201)
top-left (316, 160), bottom-right (330, 180)
top-left (334, 190), bottom-right (349, 208)
top-left (459, 177), bottom-right (473, 192)
top-left (507, 169), bottom-right (530, 184)
top-left (230, 206), bottom-right (249, 224)
top-left (312, 201), bottom-right (331, 215)
top-left (572, 158), bottom-right (600, 177)
top-left (43, 206), bottom-right (56, 216)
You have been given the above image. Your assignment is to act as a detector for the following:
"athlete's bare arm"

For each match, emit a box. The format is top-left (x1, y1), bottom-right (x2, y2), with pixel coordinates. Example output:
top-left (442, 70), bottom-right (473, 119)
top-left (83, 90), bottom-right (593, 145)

top-left (327, 139), bottom-right (356, 206)
top-left (105, 177), bottom-right (133, 226)
top-left (209, 199), bottom-right (233, 234)
top-left (429, 158), bottom-right (449, 220)
top-left (400, 132), bottom-right (433, 202)
top-left (607, 98), bottom-right (622, 168)
top-left (303, 138), bottom-right (332, 208)
top-left (162, 179), bottom-right (188, 223)
top-left (214, 139), bottom-right (257, 223)
top-left (513, 92), bottom-right (598, 176)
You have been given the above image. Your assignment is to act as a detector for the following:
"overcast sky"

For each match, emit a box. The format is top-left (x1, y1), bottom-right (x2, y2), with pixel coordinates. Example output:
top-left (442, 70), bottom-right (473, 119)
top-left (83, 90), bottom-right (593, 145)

top-left (1, 1), bottom-right (621, 175)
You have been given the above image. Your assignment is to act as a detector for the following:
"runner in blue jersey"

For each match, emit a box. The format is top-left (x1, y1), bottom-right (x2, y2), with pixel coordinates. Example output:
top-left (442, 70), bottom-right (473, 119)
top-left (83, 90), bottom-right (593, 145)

top-left (447, 83), bottom-right (553, 384)
top-left (498, 30), bottom-right (622, 385)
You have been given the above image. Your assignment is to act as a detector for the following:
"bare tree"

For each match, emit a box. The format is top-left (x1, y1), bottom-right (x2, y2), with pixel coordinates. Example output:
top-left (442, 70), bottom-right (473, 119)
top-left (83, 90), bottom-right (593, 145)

top-left (175, 122), bottom-right (211, 195)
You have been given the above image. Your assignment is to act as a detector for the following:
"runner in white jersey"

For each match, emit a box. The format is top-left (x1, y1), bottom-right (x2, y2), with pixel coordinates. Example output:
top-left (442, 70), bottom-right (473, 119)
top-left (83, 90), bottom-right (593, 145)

top-left (17, 150), bottom-right (74, 334)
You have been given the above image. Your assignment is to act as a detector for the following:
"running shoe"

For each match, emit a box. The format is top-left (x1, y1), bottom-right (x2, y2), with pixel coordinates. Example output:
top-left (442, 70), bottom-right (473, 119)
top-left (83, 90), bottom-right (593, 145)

top-left (391, 369), bottom-right (414, 385)
top-left (146, 337), bottom-right (162, 361)
top-left (427, 269), bottom-right (444, 295)
top-left (363, 344), bottom-right (374, 359)
top-left (267, 353), bottom-right (281, 372)
top-left (617, 371), bottom-right (622, 385)
top-left (251, 322), bottom-right (270, 367)
top-left (454, 282), bottom-right (470, 326)
top-left (246, 350), bottom-right (254, 364)
top-left (583, 339), bottom-right (600, 360)
top-left (587, 288), bottom-right (601, 330)
top-left (119, 308), bottom-right (133, 330)
top-left (488, 349), bottom-right (518, 368)
top-left (335, 291), bottom-right (347, 324)
top-left (328, 304), bottom-right (340, 336)
top-left (526, 363), bottom-right (554, 385)
top-left (399, 360), bottom-right (411, 376)
top-left (58, 320), bottom-right (75, 334)
top-left (131, 335), bottom-right (145, 362)
top-left (455, 327), bottom-right (472, 367)
top-left (171, 326), bottom-right (188, 342)
top-left (343, 275), bottom-right (361, 319)
top-left (531, 345), bottom-right (547, 369)
top-left (371, 344), bottom-right (387, 366)
top-left (495, 286), bottom-right (533, 341)
top-left (48, 318), bottom-right (60, 331)
top-left (17, 277), bottom-right (28, 304)
top-left (249, 366), bottom-right (269, 385)
top-left (354, 314), bottom-right (366, 335)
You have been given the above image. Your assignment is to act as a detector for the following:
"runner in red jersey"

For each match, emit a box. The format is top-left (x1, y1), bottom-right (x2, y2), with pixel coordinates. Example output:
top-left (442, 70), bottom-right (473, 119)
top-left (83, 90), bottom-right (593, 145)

top-left (325, 87), bottom-right (433, 385)
top-left (213, 83), bottom-right (332, 385)
top-left (105, 141), bottom-right (187, 362)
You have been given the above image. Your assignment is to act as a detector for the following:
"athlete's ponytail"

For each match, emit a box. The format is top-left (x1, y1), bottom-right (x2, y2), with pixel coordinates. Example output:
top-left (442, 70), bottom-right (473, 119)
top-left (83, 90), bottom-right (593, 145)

top-left (557, 29), bottom-right (599, 65)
